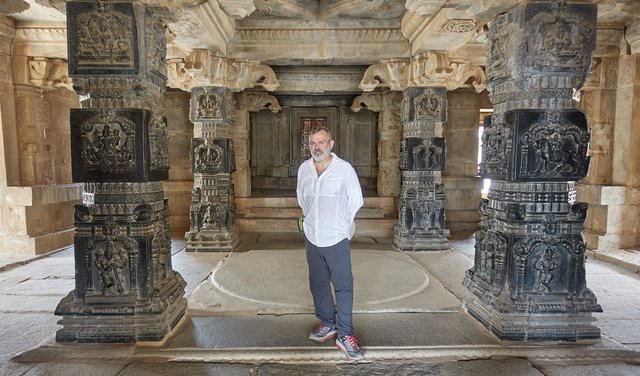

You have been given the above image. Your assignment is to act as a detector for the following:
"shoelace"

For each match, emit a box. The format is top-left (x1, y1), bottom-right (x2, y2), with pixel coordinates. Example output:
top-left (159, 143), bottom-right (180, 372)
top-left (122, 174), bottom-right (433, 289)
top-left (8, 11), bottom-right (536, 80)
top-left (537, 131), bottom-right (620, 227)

top-left (341, 335), bottom-right (359, 350)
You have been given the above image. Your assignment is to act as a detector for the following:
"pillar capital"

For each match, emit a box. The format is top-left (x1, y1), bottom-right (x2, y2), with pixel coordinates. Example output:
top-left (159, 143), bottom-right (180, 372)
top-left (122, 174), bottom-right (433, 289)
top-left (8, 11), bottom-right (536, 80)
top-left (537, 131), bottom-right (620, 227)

top-left (166, 50), bottom-right (279, 92)
top-left (243, 93), bottom-right (281, 113)
top-left (359, 52), bottom-right (485, 92)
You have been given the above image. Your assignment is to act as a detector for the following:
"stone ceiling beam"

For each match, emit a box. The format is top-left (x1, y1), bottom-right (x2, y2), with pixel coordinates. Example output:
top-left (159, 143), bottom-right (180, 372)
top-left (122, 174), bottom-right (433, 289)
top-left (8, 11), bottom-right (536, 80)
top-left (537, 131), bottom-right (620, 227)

top-left (228, 27), bottom-right (409, 65)
top-left (258, 0), bottom-right (317, 20)
top-left (319, 0), bottom-right (388, 20)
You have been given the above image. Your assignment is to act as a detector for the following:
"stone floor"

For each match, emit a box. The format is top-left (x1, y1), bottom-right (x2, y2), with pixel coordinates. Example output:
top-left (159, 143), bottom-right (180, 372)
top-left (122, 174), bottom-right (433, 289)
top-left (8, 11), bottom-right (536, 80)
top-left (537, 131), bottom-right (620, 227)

top-left (1, 232), bottom-right (640, 375)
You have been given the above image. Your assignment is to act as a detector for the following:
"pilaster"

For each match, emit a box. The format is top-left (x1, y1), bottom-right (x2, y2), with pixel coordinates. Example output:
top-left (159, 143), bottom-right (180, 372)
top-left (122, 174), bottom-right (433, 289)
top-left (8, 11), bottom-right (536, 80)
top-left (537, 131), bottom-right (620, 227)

top-left (55, 0), bottom-right (187, 343)
top-left (463, 1), bottom-right (601, 341)
top-left (351, 91), bottom-right (403, 197)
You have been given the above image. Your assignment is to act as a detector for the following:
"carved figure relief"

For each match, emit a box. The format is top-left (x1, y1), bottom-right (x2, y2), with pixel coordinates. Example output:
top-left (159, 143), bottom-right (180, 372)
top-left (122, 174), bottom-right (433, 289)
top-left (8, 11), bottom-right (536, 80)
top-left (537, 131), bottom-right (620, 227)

top-left (402, 189), bottom-right (445, 231)
top-left (86, 217), bottom-right (137, 296)
top-left (149, 115), bottom-right (169, 169)
top-left (527, 2), bottom-right (594, 74)
top-left (196, 91), bottom-right (223, 120)
top-left (414, 89), bottom-right (442, 120)
top-left (534, 247), bottom-right (560, 292)
top-left (403, 138), bottom-right (446, 170)
top-left (74, 1), bottom-right (134, 67)
top-left (479, 116), bottom-right (511, 178)
top-left (193, 140), bottom-right (224, 172)
top-left (518, 111), bottom-right (589, 180)
top-left (80, 112), bottom-right (135, 169)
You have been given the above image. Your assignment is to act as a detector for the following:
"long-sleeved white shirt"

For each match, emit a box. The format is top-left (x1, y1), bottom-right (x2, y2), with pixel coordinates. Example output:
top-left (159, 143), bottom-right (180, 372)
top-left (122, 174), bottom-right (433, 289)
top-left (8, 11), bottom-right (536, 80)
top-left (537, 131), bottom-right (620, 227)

top-left (296, 153), bottom-right (364, 247)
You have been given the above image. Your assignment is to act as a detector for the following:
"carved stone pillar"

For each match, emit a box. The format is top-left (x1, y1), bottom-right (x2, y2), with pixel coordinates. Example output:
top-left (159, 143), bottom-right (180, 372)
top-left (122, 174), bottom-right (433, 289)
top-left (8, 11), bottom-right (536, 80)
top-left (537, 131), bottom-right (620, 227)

top-left (359, 52), bottom-right (485, 250)
top-left (167, 50), bottom-right (279, 249)
top-left (185, 86), bottom-right (239, 252)
top-left (393, 86), bottom-right (450, 251)
top-left (233, 93), bottom-right (282, 197)
top-left (55, 0), bottom-right (187, 342)
top-left (350, 91), bottom-right (403, 197)
top-left (462, 1), bottom-right (601, 341)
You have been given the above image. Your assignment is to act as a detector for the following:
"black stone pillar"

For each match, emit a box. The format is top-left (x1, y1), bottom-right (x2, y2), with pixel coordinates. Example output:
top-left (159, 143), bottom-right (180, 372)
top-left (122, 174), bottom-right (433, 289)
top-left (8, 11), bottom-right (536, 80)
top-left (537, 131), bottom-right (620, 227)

top-left (55, 0), bottom-right (187, 342)
top-left (185, 86), bottom-right (239, 252)
top-left (393, 87), bottom-right (450, 251)
top-left (462, 1), bottom-right (601, 341)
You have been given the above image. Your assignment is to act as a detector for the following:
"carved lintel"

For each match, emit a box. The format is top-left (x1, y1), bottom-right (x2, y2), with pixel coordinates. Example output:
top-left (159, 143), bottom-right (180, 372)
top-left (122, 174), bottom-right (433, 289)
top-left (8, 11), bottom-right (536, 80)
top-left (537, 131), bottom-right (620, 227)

top-left (360, 52), bottom-right (485, 92)
top-left (244, 94), bottom-right (281, 113)
top-left (167, 50), bottom-right (280, 92)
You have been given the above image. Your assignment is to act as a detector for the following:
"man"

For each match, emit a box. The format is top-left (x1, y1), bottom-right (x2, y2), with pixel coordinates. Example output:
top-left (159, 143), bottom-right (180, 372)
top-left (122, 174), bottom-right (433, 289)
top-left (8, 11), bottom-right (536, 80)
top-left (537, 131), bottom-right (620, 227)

top-left (296, 125), bottom-right (364, 361)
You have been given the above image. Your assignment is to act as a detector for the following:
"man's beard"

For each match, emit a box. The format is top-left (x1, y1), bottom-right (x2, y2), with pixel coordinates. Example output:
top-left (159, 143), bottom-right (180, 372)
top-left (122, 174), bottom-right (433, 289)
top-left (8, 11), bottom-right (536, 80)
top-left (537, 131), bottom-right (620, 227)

top-left (311, 148), bottom-right (331, 162)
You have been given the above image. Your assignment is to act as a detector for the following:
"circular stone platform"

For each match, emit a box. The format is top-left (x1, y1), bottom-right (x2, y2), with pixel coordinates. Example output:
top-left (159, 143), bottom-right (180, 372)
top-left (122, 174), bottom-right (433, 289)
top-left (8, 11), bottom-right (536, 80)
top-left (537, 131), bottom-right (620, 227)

top-left (187, 248), bottom-right (460, 315)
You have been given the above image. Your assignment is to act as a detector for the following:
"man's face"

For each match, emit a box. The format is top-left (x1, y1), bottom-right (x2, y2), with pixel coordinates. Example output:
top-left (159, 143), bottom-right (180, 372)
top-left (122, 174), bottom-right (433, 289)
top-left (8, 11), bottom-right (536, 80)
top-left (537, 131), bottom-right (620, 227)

top-left (309, 130), bottom-right (334, 162)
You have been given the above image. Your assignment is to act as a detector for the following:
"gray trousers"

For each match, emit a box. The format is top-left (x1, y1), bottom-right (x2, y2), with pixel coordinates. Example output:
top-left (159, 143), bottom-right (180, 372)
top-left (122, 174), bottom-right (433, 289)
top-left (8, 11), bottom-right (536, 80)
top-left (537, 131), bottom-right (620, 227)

top-left (305, 236), bottom-right (354, 337)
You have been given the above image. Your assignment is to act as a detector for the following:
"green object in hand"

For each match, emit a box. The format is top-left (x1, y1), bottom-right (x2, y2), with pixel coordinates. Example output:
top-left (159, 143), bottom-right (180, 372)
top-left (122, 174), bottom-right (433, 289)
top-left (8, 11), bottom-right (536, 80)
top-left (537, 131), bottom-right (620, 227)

top-left (297, 217), bottom-right (304, 233)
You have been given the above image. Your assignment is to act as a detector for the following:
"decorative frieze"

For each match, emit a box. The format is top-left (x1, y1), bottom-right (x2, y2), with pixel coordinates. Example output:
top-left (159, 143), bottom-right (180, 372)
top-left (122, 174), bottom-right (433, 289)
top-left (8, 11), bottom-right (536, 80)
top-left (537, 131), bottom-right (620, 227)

top-left (28, 57), bottom-right (73, 89)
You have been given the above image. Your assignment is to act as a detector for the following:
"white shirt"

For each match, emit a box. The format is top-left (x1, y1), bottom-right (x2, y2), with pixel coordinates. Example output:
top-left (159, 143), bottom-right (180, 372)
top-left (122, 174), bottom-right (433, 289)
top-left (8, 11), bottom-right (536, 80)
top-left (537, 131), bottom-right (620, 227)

top-left (296, 153), bottom-right (364, 247)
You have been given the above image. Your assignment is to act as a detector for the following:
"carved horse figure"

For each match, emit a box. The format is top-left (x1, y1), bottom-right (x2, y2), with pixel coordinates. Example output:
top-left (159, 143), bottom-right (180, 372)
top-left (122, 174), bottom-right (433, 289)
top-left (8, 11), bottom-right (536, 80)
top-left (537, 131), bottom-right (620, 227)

top-left (533, 134), bottom-right (580, 174)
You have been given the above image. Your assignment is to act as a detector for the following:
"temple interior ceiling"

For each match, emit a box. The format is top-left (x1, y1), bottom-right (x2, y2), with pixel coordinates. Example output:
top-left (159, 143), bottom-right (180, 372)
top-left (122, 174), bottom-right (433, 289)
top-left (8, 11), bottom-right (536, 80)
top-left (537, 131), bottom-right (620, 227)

top-left (4, 0), bottom-right (640, 79)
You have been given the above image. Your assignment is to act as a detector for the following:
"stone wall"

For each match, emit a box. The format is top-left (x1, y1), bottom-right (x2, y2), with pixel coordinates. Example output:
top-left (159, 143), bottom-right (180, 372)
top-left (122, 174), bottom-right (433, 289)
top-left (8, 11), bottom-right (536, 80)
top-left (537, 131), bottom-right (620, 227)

top-left (0, 16), bottom-right (81, 256)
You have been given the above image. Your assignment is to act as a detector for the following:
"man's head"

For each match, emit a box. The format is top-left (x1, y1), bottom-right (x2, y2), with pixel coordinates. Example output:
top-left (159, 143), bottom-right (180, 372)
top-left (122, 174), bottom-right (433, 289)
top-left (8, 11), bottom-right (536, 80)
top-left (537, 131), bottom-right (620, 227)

top-left (308, 125), bottom-right (334, 162)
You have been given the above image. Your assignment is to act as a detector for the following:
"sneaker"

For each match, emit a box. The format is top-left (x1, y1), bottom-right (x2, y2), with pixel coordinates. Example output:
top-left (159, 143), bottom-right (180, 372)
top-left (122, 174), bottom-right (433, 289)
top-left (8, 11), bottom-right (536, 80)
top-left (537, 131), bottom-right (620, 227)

top-left (308, 323), bottom-right (337, 342)
top-left (335, 335), bottom-right (364, 361)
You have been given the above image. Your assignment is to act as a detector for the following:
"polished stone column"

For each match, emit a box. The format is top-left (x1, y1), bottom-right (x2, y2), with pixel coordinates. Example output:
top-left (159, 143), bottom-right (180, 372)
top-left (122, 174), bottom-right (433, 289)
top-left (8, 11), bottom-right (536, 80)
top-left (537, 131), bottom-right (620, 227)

top-left (185, 86), bottom-right (239, 252)
top-left (55, 0), bottom-right (186, 342)
top-left (463, 1), bottom-right (601, 341)
top-left (393, 86), bottom-right (450, 251)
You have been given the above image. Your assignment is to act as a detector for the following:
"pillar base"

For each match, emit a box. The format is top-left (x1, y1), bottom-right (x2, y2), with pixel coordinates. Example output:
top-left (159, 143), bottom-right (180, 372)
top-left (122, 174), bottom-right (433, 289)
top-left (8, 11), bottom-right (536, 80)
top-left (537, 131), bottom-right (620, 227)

top-left (463, 271), bottom-right (602, 342)
top-left (55, 273), bottom-right (187, 343)
top-left (392, 226), bottom-right (450, 251)
top-left (185, 226), bottom-right (239, 252)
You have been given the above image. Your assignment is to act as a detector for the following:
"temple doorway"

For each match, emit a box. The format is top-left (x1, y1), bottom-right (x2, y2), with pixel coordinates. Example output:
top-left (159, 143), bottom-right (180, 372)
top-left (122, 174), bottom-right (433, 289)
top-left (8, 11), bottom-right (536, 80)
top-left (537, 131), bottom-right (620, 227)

top-left (249, 95), bottom-right (378, 197)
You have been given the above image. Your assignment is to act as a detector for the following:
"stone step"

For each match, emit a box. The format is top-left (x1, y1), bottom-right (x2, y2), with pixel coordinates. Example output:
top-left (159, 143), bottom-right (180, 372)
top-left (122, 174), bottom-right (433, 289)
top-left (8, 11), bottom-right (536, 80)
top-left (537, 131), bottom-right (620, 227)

top-left (238, 218), bottom-right (396, 237)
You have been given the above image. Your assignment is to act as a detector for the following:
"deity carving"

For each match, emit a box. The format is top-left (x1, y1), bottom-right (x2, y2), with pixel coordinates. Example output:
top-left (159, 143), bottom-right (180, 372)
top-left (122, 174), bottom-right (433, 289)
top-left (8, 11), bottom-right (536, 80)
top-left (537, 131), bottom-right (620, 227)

top-left (414, 89), bottom-right (442, 120)
top-left (193, 140), bottom-right (225, 172)
top-left (86, 217), bottom-right (137, 296)
top-left (196, 91), bottom-right (223, 120)
top-left (534, 247), bottom-right (560, 292)
top-left (527, 2), bottom-right (593, 73)
top-left (74, 1), bottom-right (134, 67)
top-left (80, 113), bottom-right (135, 169)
